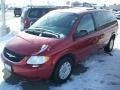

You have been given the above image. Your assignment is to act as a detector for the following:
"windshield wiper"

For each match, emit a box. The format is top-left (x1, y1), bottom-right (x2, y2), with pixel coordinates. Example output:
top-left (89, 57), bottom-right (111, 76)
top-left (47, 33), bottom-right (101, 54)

top-left (31, 27), bottom-right (60, 38)
top-left (25, 29), bottom-right (42, 36)
top-left (26, 27), bottom-right (61, 38)
top-left (40, 31), bottom-right (60, 38)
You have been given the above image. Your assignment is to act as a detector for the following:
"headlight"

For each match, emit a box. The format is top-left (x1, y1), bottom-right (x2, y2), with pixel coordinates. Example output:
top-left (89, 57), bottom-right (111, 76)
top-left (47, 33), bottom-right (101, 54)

top-left (27, 56), bottom-right (49, 65)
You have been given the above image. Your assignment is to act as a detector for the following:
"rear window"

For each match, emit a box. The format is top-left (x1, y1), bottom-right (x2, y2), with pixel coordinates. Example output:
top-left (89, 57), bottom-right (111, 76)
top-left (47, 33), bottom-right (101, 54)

top-left (15, 8), bottom-right (21, 10)
top-left (28, 8), bottom-right (52, 18)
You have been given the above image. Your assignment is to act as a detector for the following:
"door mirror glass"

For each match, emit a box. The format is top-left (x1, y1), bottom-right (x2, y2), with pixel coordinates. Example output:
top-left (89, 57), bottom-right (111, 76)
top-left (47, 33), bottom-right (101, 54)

top-left (79, 30), bottom-right (88, 36)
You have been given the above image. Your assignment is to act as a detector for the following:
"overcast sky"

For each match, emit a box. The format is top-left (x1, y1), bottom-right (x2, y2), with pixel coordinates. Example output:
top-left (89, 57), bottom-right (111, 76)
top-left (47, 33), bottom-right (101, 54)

top-left (3, 0), bottom-right (120, 6)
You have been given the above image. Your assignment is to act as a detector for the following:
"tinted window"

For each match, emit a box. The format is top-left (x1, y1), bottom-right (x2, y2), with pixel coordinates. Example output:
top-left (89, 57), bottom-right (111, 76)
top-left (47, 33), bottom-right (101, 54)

top-left (76, 14), bottom-right (95, 35)
top-left (93, 11), bottom-right (117, 30)
top-left (93, 12), bottom-right (104, 28)
top-left (28, 8), bottom-right (51, 18)
top-left (15, 8), bottom-right (21, 10)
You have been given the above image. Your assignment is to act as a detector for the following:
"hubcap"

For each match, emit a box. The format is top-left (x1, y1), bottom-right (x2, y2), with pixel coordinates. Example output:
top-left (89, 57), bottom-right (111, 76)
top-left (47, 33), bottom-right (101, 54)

top-left (59, 62), bottom-right (71, 80)
top-left (109, 39), bottom-right (114, 50)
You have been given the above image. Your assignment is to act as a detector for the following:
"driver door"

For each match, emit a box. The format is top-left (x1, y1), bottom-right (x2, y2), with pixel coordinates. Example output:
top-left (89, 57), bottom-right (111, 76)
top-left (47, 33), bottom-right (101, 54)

top-left (72, 13), bottom-right (98, 62)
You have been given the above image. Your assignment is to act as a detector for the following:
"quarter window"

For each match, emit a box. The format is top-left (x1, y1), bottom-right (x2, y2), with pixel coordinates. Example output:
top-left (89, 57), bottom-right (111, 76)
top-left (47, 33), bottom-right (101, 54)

top-left (93, 11), bottom-right (117, 30)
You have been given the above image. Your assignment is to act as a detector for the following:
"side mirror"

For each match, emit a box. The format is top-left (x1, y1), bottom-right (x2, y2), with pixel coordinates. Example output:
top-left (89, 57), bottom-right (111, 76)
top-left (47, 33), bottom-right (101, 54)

top-left (73, 30), bottom-right (88, 40)
top-left (79, 30), bottom-right (88, 36)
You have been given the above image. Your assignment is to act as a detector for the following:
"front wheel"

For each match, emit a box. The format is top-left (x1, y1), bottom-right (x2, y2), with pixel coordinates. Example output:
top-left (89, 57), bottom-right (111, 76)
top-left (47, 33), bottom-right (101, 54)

top-left (51, 57), bottom-right (73, 83)
top-left (104, 37), bottom-right (115, 52)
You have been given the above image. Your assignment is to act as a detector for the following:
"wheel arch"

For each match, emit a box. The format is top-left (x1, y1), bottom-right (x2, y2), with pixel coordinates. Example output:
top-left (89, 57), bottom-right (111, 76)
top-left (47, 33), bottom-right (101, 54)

top-left (50, 53), bottom-right (76, 82)
top-left (50, 53), bottom-right (76, 76)
top-left (58, 53), bottom-right (76, 64)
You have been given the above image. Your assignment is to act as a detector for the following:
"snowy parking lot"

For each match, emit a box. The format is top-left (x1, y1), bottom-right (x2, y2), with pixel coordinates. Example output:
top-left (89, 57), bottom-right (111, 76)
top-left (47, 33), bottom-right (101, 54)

top-left (0, 12), bottom-right (120, 90)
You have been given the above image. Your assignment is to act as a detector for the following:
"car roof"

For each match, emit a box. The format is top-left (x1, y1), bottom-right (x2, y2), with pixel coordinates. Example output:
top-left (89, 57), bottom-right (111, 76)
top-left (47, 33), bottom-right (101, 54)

top-left (53, 7), bottom-right (109, 14)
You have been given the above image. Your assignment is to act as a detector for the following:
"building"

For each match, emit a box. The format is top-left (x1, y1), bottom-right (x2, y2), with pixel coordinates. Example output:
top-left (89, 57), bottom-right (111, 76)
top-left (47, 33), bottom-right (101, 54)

top-left (108, 4), bottom-right (120, 11)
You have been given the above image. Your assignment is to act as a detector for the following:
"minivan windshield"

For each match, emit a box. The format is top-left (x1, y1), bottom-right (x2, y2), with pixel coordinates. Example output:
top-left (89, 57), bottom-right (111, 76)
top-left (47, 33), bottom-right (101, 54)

top-left (27, 11), bottom-right (78, 38)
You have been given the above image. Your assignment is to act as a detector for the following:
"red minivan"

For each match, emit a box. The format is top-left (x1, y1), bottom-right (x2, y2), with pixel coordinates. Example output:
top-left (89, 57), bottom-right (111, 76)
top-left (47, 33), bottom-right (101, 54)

top-left (1, 8), bottom-right (118, 83)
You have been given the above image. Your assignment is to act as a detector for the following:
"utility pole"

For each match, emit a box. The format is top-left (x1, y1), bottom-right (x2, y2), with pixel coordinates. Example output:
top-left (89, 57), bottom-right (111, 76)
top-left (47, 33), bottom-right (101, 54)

top-left (0, 0), bottom-right (10, 37)
top-left (29, 0), bottom-right (32, 6)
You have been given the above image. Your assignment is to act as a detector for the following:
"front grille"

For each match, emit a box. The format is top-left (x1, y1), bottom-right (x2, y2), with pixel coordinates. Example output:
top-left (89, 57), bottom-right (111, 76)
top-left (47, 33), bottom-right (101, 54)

top-left (3, 48), bottom-right (25, 62)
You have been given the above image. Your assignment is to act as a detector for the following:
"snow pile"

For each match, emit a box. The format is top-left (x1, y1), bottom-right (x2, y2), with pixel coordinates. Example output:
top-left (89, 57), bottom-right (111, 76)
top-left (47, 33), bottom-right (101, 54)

top-left (0, 31), bottom-right (16, 43)
top-left (0, 83), bottom-right (22, 90)
top-left (0, 35), bottom-right (22, 90)
top-left (0, 43), bottom-right (5, 83)
top-left (51, 52), bottom-right (120, 90)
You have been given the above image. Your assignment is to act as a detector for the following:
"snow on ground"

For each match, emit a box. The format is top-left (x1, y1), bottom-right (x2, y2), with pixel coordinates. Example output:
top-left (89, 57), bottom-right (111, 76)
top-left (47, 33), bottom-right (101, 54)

top-left (51, 32), bottom-right (120, 90)
top-left (0, 16), bottom-right (21, 90)
top-left (0, 82), bottom-right (22, 90)
top-left (0, 33), bottom-right (22, 90)
top-left (0, 20), bottom-right (120, 90)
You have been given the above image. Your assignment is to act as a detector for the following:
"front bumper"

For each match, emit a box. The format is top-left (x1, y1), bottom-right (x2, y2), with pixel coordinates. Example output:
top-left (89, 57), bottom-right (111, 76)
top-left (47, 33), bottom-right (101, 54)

top-left (1, 53), bottom-right (53, 80)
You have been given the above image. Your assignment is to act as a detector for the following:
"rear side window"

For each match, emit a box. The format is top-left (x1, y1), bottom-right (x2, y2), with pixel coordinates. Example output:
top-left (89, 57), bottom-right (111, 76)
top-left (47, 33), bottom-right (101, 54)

top-left (93, 11), bottom-right (117, 30)
top-left (28, 8), bottom-right (51, 18)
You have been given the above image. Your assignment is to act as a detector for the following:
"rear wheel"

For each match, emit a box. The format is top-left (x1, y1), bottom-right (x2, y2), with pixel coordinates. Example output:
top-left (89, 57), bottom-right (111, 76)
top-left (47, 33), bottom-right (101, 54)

top-left (51, 57), bottom-right (73, 83)
top-left (104, 37), bottom-right (115, 52)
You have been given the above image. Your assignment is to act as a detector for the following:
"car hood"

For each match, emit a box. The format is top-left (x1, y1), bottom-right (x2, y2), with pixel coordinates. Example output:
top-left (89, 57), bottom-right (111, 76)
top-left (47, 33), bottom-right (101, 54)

top-left (5, 32), bottom-right (61, 55)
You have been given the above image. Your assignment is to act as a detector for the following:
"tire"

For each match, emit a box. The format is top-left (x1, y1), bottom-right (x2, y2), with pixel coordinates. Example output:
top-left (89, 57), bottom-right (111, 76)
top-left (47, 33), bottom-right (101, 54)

top-left (104, 37), bottom-right (115, 52)
top-left (51, 57), bottom-right (73, 83)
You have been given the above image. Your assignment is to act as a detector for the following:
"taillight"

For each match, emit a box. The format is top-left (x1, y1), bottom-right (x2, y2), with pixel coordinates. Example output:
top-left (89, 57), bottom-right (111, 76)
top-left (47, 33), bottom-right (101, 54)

top-left (22, 18), bottom-right (30, 25)
top-left (21, 18), bottom-right (30, 29)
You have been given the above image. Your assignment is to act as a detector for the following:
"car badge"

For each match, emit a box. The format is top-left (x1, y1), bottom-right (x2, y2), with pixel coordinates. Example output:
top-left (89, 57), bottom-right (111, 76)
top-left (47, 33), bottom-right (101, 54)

top-left (39, 44), bottom-right (49, 53)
